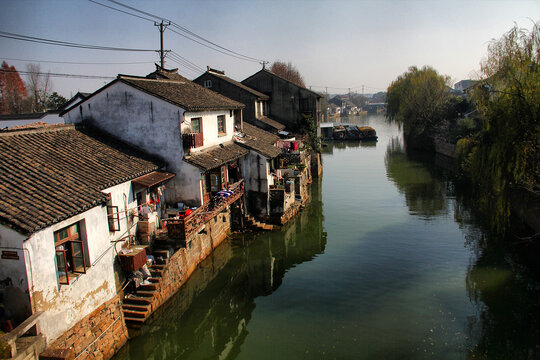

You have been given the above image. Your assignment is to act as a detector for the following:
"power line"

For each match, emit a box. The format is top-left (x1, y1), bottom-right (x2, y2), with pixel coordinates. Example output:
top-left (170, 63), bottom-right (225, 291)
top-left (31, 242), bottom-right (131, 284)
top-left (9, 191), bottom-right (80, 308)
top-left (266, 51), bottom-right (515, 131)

top-left (87, 0), bottom-right (155, 22)
top-left (101, 0), bottom-right (265, 63)
top-left (0, 68), bottom-right (115, 80)
top-left (1, 57), bottom-right (155, 65)
top-left (0, 31), bottom-right (155, 52)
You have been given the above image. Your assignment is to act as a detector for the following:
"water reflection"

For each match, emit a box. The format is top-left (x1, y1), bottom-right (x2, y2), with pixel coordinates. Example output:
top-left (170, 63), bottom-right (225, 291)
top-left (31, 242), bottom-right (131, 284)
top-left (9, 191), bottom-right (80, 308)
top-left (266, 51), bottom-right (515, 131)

top-left (114, 180), bottom-right (326, 360)
top-left (384, 135), bottom-right (540, 359)
top-left (384, 137), bottom-right (449, 219)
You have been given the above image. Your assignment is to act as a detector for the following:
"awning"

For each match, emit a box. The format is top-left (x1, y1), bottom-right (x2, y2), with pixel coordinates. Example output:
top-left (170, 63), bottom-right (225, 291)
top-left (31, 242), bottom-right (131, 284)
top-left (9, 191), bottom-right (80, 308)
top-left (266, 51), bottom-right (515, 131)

top-left (184, 142), bottom-right (248, 171)
top-left (132, 171), bottom-right (175, 188)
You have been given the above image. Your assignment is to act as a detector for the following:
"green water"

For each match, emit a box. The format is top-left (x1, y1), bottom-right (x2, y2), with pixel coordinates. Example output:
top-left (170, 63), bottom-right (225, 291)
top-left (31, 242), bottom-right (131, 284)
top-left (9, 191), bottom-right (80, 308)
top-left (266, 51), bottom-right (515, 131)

top-left (114, 115), bottom-right (540, 360)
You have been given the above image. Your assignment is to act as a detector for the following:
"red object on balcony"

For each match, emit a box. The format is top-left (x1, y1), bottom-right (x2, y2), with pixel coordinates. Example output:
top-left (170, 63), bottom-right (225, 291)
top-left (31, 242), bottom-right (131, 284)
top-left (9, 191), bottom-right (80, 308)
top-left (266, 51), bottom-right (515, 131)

top-left (183, 133), bottom-right (204, 149)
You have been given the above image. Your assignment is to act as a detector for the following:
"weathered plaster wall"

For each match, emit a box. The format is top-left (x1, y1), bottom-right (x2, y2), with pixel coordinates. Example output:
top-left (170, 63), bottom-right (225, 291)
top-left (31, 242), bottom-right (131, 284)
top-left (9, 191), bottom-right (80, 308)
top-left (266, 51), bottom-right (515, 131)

top-left (242, 71), bottom-right (320, 131)
top-left (243, 150), bottom-right (271, 217)
top-left (24, 205), bottom-right (118, 342)
top-left (0, 225), bottom-right (31, 323)
top-left (42, 295), bottom-right (128, 360)
top-left (180, 162), bottom-right (204, 207)
top-left (63, 82), bottom-right (187, 205)
top-left (182, 110), bottom-right (235, 150)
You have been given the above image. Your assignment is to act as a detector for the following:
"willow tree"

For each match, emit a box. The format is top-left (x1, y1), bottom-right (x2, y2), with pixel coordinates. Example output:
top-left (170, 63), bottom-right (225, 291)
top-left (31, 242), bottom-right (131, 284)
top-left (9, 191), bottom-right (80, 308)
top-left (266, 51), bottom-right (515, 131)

top-left (386, 66), bottom-right (451, 149)
top-left (459, 21), bottom-right (540, 231)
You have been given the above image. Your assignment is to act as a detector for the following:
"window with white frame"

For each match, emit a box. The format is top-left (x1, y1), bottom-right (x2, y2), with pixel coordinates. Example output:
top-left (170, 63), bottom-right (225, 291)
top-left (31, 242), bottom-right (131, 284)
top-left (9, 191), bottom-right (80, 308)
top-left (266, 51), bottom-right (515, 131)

top-left (55, 222), bottom-right (88, 285)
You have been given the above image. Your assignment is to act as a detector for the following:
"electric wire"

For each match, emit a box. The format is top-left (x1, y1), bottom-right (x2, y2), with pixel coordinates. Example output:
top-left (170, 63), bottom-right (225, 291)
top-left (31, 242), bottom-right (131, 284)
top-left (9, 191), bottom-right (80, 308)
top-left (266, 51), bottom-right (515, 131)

top-left (0, 68), bottom-right (114, 80)
top-left (102, 0), bottom-right (265, 63)
top-left (87, 0), bottom-right (155, 22)
top-left (0, 31), bottom-right (156, 52)
top-left (1, 57), bottom-right (155, 65)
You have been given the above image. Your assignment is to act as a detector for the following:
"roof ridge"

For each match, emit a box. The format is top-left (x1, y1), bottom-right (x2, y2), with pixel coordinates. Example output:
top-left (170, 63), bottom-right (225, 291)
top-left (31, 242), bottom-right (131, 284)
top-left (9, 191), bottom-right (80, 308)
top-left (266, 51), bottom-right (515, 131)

top-left (0, 124), bottom-right (75, 136)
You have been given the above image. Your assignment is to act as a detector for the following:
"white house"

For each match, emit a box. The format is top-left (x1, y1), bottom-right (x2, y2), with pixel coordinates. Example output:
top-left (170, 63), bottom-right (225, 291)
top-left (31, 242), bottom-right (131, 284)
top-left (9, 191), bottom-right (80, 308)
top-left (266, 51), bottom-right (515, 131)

top-left (0, 124), bottom-right (173, 350)
top-left (61, 67), bottom-right (245, 207)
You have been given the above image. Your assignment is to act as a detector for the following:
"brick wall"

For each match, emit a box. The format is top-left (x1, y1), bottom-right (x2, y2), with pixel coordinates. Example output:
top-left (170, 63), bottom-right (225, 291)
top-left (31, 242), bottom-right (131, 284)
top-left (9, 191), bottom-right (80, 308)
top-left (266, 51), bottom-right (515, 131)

top-left (40, 295), bottom-right (128, 360)
top-left (150, 207), bottom-right (232, 313)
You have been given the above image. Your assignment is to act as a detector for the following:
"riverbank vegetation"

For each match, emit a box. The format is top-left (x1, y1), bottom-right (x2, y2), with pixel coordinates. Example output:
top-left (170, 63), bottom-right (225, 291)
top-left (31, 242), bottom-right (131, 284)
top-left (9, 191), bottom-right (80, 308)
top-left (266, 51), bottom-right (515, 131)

top-left (386, 21), bottom-right (540, 233)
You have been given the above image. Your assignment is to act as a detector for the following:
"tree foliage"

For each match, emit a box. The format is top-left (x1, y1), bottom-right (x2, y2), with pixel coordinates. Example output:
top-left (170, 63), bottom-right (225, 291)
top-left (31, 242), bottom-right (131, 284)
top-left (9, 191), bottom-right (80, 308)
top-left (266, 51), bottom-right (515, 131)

top-left (458, 21), bottom-right (540, 231)
top-left (386, 66), bottom-right (452, 148)
top-left (270, 61), bottom-right (306, 87)
top-left (0, 61), bottom-right (28, 114)
top-left (46, 92), bottom-right (67, 110)
top-left (26, 63), bottom-right (52, 112)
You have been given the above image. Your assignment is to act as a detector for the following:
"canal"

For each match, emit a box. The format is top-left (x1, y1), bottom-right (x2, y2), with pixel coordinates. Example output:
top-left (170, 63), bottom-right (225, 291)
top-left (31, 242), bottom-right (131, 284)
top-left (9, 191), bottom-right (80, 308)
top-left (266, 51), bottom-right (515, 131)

top-left (114, 115), bottom-right (540, 359)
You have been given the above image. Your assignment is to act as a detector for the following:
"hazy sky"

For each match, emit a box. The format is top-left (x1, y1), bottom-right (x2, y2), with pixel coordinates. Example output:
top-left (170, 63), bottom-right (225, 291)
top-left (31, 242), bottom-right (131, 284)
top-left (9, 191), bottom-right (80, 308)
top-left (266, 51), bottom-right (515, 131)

top-left (1, 0), bottom-right (539, 97)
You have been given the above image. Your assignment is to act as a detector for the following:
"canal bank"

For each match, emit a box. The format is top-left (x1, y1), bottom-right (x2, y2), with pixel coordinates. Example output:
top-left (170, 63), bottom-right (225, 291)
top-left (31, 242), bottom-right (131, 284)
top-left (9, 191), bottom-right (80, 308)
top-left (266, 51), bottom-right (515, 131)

top-left (112, 114), bottom-right (540, 360)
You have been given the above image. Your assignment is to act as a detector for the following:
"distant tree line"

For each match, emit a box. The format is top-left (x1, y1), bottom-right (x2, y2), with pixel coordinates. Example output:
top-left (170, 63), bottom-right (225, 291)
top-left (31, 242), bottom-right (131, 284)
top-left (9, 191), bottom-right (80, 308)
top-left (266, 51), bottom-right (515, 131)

top-left (386, 21), bottom-right (540, 232)
top-left (0, 61), bottom-right (67, 114)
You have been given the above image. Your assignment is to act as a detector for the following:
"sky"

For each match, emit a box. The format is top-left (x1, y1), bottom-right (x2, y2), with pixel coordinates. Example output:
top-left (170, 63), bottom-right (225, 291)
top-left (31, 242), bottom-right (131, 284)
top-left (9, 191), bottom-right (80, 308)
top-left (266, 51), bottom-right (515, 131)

top-left (1, 0), bottom-right (539, 98)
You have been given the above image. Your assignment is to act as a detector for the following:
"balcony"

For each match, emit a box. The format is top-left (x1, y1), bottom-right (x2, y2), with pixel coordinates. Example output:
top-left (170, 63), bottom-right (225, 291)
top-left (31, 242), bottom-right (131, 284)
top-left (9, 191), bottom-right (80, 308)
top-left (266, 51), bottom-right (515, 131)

top-left (167, 180), bottom-right (244, 241)
top-left (182, 133), bottom-right (204, 150)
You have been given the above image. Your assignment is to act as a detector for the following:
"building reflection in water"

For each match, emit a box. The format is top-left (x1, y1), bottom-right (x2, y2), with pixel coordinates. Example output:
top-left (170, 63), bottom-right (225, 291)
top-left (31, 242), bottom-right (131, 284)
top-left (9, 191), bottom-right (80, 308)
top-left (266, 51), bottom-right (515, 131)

top-left (114, 179), bottom-right (326, 360)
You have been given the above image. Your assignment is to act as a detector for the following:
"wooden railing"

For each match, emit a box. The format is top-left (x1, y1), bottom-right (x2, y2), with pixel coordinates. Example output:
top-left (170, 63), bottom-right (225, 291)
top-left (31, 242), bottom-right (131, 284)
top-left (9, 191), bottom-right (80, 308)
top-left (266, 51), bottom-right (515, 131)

top-left (1, 311), bottom-right (45, 358)
top-left (182, 133), bottom-right (204, 150)
top-left (167, 180), bottom-right (244, 241)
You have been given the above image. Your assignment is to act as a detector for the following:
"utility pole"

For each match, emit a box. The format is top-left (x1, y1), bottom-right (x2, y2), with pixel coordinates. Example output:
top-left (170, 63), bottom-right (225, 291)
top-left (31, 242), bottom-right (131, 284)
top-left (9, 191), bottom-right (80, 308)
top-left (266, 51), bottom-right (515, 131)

top-left (155, 20), bottom-right (171, 68)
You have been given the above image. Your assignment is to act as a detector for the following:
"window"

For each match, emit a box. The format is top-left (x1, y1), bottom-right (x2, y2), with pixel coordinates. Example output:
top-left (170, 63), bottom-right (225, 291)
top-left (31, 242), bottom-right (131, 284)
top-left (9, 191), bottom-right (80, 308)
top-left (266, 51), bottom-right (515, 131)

top-left (191, 117), bottom-right (202, 134)
top-left (55, 222), bottom-right (87, 285)
top-left (217, 115), bottom-right (226, 135)
top-left (107, 205), bottom-right (120, 232)
top-left (107, 196), bottom-right (120, 232)
top-left (204, 79), bottom-right (212, 88)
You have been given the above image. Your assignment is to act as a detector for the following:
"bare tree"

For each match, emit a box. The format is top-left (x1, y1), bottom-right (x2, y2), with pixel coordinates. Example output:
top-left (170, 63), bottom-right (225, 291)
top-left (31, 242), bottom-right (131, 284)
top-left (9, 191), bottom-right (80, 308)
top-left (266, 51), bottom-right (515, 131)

top-left (26, 63), bottom-right (51, 112)
top-left (270, 61), bottom-right (306, 87)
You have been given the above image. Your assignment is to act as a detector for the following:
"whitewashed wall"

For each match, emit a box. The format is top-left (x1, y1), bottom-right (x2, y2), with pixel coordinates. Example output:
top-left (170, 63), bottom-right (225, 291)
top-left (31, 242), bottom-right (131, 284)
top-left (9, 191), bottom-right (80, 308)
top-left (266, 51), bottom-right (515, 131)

top-left (63, 81), bottom-right (237, 206)
top-left (182, 110), bottom-right (235, 150)
top-left (22, 205), bottom-right (116, 341)
top-left (63, 82), bottom-right (186, 204)
top-left (0, 179), bottom-right (142, 342)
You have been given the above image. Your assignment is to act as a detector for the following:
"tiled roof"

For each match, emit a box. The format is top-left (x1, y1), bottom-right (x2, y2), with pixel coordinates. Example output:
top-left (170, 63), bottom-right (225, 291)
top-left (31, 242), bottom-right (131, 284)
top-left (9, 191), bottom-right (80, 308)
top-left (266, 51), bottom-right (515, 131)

top-left (242, 69), bottom-right (322, 98)
top-left (256, 116), bottom-right (286, 131)
top-left (0, 125), bottom-right (162, 234)
top-left (146, 68), bottom-right (191, 82)
top-left (238, 123), bottom-right (281, 158)
top-left (184, 142), bottom-right (248, 171)
top-left (203, 71), bottom-right (269, 100)
top-left (119, 76), bottom-right (244, 111)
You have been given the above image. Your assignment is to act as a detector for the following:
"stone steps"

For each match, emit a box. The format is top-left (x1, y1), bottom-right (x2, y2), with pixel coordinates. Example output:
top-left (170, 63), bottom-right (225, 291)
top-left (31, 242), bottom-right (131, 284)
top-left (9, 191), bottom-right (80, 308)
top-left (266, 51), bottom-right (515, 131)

top-left (122, 253), bottom-right (170, 326)
top-left (244, 215), bottom-right (279, 231)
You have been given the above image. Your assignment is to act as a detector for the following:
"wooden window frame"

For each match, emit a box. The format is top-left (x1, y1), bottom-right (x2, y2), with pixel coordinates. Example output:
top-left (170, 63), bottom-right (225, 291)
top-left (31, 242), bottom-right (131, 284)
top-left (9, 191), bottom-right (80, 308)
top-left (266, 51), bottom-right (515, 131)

top-left (217, 115), bottom-right (226, 135)
top-left (54, 222), bottom-right (88, 285)
top-left (191, 117), bottom-right (202, 134)
top-left (107, 205), bottom-right (120, 232)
